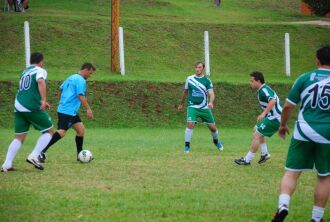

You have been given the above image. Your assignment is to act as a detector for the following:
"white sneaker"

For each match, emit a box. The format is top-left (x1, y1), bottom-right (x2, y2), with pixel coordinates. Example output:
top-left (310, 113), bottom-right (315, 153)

top-left (258, 153), bottom-right (271, 164)
top-left (1, 165), bottom-right (16, 172)
top-left (26, 155), bottom-right (44, 170)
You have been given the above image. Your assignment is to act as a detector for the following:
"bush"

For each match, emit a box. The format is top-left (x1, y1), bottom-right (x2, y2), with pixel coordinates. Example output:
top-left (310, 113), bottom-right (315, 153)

top-left (302, 0), bottom-right (330, 16)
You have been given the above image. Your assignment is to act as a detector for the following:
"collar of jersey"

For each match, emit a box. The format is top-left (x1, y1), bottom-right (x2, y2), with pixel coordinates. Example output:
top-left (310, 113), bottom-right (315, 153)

top-left (257, 83), bottom-right (266, 92)
top-left (194, 74), bottom-right (205, 78)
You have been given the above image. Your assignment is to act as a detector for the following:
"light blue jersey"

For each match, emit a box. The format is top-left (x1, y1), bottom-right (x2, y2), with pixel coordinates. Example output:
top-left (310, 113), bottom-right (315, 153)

top-left (57, 74), bottom-right (86, 116)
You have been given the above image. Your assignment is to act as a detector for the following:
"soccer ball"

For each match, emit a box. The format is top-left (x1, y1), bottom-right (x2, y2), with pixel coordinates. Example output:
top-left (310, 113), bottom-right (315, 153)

top-left (78, 150), bottom-right (93, 163)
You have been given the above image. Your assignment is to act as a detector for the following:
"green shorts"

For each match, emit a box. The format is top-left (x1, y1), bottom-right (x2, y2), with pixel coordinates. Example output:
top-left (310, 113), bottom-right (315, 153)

top-left (255, 117), bottom-right (280, 137)
top-left (187, 107), bottom-right (215, 125)
top-left (285, 138), bottom-right (330, 176)
top-left (15, 111), bottom-right (53, 134)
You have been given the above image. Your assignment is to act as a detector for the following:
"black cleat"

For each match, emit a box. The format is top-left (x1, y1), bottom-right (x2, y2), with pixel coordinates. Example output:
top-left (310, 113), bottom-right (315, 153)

top-left (258, 153), bottom-right (271, 164)
top-left (38, 152), bottom-right (46, 163)
top-left (272, 205), bottom-right (288, 222)
top-left (311, 219), bottom-right (324, 222)
top-left (234, 157), bottom-right (251, 165)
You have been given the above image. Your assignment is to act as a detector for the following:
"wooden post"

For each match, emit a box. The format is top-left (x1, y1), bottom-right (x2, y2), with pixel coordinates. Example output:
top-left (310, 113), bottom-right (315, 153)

top-left (111, 0), bottom-right (120, 72)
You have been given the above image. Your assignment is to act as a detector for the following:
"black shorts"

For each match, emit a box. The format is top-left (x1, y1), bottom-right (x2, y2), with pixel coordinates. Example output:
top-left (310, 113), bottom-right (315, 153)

top-left (57, 112), bottom-right (82, 130)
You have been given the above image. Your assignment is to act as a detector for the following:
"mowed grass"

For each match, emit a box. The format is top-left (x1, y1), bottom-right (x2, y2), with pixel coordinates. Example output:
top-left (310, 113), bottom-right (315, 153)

top-left (0, 0), bottom-right (329, 83)
top-left (0, 127), bottom-right (328, 222)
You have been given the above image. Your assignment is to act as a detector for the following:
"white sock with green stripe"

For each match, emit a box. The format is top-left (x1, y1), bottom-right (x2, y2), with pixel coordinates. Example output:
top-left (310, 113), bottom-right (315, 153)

top-left (244, 151), bottom-right (255, 163)
top-left (278, 193), bottom-right (290, 209)
top-left (261, 143), bottom-right (268, 155)
top-left (211, 130), bottom-right (218, 140)
top-left (185, 128), bottom-right (193, 145)
top-left (3, 138), bottom-right (22, 169)
top-left (312, 206), bottom-right (324, 222)
top-left (30, 133), bottom-right (52, 158)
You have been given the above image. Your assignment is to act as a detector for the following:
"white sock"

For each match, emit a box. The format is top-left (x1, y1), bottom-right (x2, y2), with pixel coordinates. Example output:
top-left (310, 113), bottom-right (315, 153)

top-left (261, 143), bottom-right (268, 155)
top-left (211, 130), bottom-right (218, 140)
top-left (30, 133), bottom-right (52, 158)
top-left (312, 206), bottom-right (324, 222)
top-left (185, 128), bottom-right (193, 143)
top-left (3, 139), bottom-right (22, 169)
top-left (278, 193), bottom-right (290, 209)
top-left (244, 151), bottom-right (255, 163)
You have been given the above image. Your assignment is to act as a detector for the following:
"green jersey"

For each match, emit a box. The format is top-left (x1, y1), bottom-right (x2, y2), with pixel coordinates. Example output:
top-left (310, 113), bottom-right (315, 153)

top-left (287, 68), bottom-right (330, 143)
top-left (185, 74), bottom-right (213, 109)
top-left (257, 84), bottom-right (282, 121)
top-left (14, 65), bottom-right (48, 112)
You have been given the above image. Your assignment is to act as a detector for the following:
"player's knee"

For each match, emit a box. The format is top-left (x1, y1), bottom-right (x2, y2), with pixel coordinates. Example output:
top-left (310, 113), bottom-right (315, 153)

top-left (284, 170), bottom-right (301, 180)
top-left (187, 123), bottom-right (195, 129)
top-left (253, 130), bottom-right (262, 138)
top-left (15, 134), bottom-right (26, 143)
top-left (47, 128), bottom-right (55, 135)
top-left (76, 126), bottom-right (85, 136)
top-left (57, 130), bottom-right (66, 138)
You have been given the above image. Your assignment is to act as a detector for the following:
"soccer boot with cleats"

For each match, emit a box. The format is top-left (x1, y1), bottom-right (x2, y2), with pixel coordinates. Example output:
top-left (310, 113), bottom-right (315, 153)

top-left (272, 205), bottom-right (288, 222)
top-left (234, 157), bottom-right (251, 165)
top-left (1, 166), bottom-right (16, 172)
top-left (311, 219), bottom-right (324, 222)
top-left (26, 154), bottom-right (44, 170)
top-left (184, 146), bottom-right (190, 153)
top-left (214, 141), bottom-right (224, 151)
top-left (38, 152), bottom-right (46, 163)
top-left (258, 153), bottom-right (271, 164)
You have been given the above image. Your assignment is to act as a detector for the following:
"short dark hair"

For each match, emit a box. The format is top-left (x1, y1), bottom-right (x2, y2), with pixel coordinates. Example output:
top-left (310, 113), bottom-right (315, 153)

top-left (250, 71), bottom-right (265, 84)
top-left (195, 61), bottom-right (205, 68)
top-left (316, 45), bottom-right (330, 66)
top-left (81, 62), bottom-right (96, 71)
top-left (30, 52), bottom-right (44, 64)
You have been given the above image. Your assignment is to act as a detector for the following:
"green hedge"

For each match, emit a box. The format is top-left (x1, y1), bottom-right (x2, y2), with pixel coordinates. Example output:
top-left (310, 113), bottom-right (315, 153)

top-left (0, 81), bottom-right (297, 129)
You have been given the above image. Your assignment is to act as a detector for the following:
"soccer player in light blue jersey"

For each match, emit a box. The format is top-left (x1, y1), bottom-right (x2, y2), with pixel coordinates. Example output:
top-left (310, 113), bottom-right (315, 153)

top-left (39, 63), bottom-right (95, 162)
top-left (272, 45), bottom-right (330, 222)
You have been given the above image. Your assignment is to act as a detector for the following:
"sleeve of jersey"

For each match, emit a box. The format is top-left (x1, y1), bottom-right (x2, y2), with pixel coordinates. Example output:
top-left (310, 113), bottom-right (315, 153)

top-left (207, 80), bottom-right (213, 91)
top-left (184, 78), bottom-right (189, 90)
top-left (76, 79), bottom-right (86, 96)
top-left (35, 68), bottom-right (47, 80)
top-left (286, 79), bottom-right (302, 106)
top-left (262, 88), bottom-right (275, 102)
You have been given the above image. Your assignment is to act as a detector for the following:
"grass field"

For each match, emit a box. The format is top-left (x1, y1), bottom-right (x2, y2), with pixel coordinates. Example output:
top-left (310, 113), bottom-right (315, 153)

top-left (0, 127), bottom-right (328, 221)
top-left (0, 1), bottom-right (329, 221)
top-left (0, 0), bottom-right (329, 83)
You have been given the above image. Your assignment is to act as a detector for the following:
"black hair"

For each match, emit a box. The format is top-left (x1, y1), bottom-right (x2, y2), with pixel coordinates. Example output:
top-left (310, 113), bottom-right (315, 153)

top-left (316, 45), bottom-right (330, 66)
top-left (250, 71), bottom-right (265, 84)
top-left (30, 52), bottom-right (44, 64)
top-left (81, 62), bottom-right (96, 71)
top-left (195, 61), bottom-right (205, 68)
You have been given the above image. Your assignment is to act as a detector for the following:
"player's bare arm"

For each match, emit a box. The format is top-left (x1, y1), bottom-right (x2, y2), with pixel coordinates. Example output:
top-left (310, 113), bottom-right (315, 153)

top-left (278, 101), bottom-right (294, 139)
top-left (37, 78), bottom-right (50, 110)
top-left (257, 99), bottom-right (276, 122)
top-left (78, 95), bottom-right (93, 119)
top-left (178, 89), bottom-right (188, 112)
top-left (208, 89), bottom-right (215, 109)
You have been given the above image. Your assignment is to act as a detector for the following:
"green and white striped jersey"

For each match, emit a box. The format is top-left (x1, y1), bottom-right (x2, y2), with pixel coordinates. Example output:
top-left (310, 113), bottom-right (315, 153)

top-left (287, 68), bottom-right (330, 143)
top-left (257, 84), bottom-right (282, 121)
top-left (14, 65), bottom-right (48, 112)
top-left (185, 75), bottom-right (213, 109)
